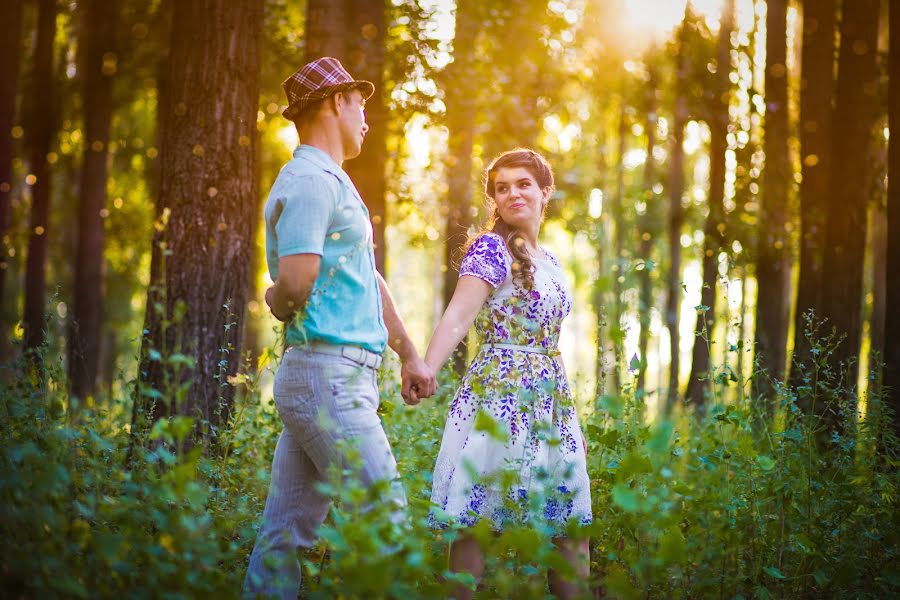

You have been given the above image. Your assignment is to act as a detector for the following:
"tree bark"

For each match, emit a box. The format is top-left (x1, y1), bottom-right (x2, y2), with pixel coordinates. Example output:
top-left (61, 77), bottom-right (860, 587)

top-left (665, 22), bottom-right (688, 412)
top-left (869, 200), bottom-right (887, 362)
top-left (753, 0), bottom-right (792, 409)
top-left (636, 70), bottom-right (658, 398)
top-left (441, 0), bottom-right (480, 376)
top-left (69, 0), bottom-right (119, 400)
top-left (305, 0), bottom-right (348, 58)
top-left (685, 0), bottom-right (733, 409)
top-left (819, 0), bottom-right (880, 415)
top-left (884, 0), bottom-right (900, 439)
top-left (23, 0), bottom-right (59, 355)
top-left (610, 104), bottom-right (628, 395)
top-left (790, 0), bottom-right (836, 391)
top-left (305, 0), bottom-right (388, 274)
top-left (132, 0), bottom-right (261, 440)
top-left (0, 0), bottom-right (23, 316)
top-left (344, 0), bottom-right (387, 273)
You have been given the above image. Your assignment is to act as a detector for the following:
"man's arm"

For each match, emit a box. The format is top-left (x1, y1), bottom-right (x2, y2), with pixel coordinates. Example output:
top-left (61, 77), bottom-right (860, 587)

top-left (376, 271), bottom-right (436, 404)
top-left (265, 254), bottom-right (321, 321)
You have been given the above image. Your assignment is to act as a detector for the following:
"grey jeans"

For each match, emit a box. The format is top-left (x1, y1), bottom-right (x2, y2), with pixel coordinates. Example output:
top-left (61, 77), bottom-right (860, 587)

top-left (243, 345), bottom-right (406, 599)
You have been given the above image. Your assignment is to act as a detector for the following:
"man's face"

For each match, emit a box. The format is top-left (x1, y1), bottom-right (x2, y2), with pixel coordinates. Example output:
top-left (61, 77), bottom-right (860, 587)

top-left (338, 88), bottom-right (369, 159)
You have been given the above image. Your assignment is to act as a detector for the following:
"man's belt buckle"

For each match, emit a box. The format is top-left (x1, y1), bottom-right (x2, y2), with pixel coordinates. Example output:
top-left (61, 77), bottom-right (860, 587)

top-left (341, 345), bottom-right (380, 369)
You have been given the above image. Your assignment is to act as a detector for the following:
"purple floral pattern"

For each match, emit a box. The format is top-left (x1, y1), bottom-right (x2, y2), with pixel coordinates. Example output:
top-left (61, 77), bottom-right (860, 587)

top-left (430, 233), bottom-right (592, 531)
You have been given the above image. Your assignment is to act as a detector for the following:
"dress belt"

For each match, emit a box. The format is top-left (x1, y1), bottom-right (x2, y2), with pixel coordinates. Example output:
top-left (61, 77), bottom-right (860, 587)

top-left (480, 342), bottom-right (557, 356)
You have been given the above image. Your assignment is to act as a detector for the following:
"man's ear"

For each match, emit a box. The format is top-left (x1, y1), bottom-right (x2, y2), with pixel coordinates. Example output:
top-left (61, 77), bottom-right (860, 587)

top-left (327, 92), bottom-right (343, 116)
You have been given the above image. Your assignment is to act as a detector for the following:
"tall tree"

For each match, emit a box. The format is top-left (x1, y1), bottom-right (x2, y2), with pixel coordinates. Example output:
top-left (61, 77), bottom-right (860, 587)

top-left (884, 0), bottom-right (900, 438)
top-left (68, 0), bottom-right (119, 399)
top-left (22, 0), bottom-right (59, 355)
top-left (753, 0), bottom-right (792, 408)
top-left (344, 0), bottom-right (387, 273)
top-left (0, 0), bottom-right (23, 320)
top-left (665, 13), bottom-right (689, 411)
top-left (818, 0), bottom-right (880, 410)
top-left (636, 66), bottom-right (658, 397)
top-left (441, 0), bottom-right (481, 376)
top-left (132, 0), bottom-right (261, 438)
top-left (305, 0), bottom-right (388, 274)
top-left (685, 0), bottom-right (733, 408)
top-left (609, 103), bottom-right (629, 395)
top-left (790, 0), bottom-right (835, 390)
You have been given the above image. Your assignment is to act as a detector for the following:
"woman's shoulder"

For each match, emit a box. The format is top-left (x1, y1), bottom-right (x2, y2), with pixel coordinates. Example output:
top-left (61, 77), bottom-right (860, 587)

top-left (460, 232), bottom-right (510, 288)
top-left (472, 231), bottom-right (506, 248)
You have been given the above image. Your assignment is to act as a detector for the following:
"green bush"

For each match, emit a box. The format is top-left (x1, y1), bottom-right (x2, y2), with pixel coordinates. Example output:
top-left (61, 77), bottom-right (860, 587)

top-left (1, 326), bottom-right (898, 598)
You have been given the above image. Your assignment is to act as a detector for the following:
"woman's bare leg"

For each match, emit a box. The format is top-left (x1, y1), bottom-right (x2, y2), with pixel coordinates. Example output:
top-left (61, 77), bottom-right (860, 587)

top-left (448, 534), bottom-right (484, 600)
top-left (549, 537), bottom-right (590, 599)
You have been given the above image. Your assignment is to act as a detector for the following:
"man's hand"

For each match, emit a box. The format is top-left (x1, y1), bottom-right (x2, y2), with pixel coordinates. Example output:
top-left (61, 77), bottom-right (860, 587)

top-left (400, 357), bottom-right (436, 406)
top-left (265, 285), bottom-right (288, 322)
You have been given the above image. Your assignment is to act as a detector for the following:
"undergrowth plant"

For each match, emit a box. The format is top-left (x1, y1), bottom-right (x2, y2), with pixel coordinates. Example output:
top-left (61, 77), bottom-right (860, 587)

top-left (1, 314), bottom-right (898, 598)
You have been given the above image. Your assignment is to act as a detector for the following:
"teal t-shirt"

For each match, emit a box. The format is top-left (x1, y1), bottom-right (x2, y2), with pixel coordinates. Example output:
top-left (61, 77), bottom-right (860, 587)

top-left (264, 145), bottom-right (387, 353)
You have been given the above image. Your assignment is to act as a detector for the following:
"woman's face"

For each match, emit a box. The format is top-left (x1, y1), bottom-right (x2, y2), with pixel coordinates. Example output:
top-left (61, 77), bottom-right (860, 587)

top-left (492, 166), bottom-right (550, 231)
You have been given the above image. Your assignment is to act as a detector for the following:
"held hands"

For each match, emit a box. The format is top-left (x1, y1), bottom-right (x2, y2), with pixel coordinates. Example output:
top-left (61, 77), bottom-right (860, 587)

top-left (400, 356), bottom-right (436, 406)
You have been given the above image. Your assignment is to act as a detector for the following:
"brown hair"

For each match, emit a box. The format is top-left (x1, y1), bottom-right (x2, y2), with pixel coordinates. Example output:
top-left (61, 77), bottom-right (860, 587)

top-left (465, 148), bottom-right (554, 290)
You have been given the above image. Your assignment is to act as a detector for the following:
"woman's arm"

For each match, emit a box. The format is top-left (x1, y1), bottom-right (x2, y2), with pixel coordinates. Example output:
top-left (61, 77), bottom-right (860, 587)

top-left (424, 275), bottom-right (493, 372)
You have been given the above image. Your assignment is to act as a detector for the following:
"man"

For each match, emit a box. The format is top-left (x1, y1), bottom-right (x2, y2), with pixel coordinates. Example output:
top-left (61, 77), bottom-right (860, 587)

top-left (243, 57), bottom-right (436, 599)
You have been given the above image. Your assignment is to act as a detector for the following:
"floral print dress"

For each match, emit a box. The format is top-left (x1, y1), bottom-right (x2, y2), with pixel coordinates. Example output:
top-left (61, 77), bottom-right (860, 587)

top-left (429, 233), bottom-right (593, 531)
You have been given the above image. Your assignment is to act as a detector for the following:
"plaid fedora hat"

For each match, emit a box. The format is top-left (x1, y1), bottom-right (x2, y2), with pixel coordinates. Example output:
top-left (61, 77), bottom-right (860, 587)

top-left (282, 57), bottom-right (374, 121)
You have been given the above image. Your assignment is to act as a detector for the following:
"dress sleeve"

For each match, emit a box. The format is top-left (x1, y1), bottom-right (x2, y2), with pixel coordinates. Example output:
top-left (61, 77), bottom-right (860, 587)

top-left (459, 233), bottom-right (508, 288)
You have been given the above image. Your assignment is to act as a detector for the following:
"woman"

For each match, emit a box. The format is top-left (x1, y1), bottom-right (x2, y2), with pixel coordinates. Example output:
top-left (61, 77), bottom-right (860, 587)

top-left (424, 149), bottom-right (591, 598)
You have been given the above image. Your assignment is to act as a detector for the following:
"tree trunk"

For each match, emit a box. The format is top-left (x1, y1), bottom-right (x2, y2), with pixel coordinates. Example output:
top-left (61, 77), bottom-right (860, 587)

top-left (132, 0), bottom-right (261, 441)
top-left (665, 17), bottom-right (688, 413)
top-left (344, 0), bottom-right (387, 274)
top-left (0, 0), bottom-right (23, 319)
top-left (305, 0), bottom-right (348, 58)
top-left (305, 0), bottom-right (388, 274)
top-left (819, 0), bottom-right (880, 418)
top-left (610, 104), bottom-right (628, 394)
top-left (636, 71), bottom-right (658, 399)
top-left (753, 0), bottom-right (792, 410)
top-left (69, 0), bottom-right (118, 400)
top-left (442, 0), bottom-right (480, 376)
top-left (685, 0), bottom-right (733, 409)
top-left (791, 0), bottom-right (836, 391)
top-left (884, 0), bottom-right (900, 440)
top-left (869, 201), bottom-right (887, 362)
top-left (23, 0), bottom-right (59, 355)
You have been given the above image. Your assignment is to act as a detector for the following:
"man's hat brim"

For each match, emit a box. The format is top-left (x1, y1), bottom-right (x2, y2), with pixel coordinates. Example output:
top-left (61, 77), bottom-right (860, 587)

top-left (282, 80), bottom-right (375, 121)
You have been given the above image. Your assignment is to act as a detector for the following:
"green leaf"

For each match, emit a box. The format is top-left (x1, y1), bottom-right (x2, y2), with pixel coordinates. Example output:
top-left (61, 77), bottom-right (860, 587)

top-left (756, 455), bottom-right (776, 471)
top-left (763, 566), bottom-right (786, 580)
top-left (612, 484), bottom-right (639, 512)
top-left (167, 352), bottom-right (195, 367)
top-left (598, 394), bottom-right (624, 418)
top-left (658, 526), bottom-right (687, 563)
top-left (473, 410), bottom-right (508, 442)
top-left (604, 563), bottom-right (640, 600)
top-left (628, 353), bottom-right (641, 373)
top-left (598, 429), bottom-right (620, 449)
top-left (645, 421), bottom-right (673, 455)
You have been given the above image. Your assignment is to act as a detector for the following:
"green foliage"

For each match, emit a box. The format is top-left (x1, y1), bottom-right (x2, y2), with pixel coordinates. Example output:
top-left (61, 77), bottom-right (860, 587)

top-left (2, 323), bottom-right (899, 598)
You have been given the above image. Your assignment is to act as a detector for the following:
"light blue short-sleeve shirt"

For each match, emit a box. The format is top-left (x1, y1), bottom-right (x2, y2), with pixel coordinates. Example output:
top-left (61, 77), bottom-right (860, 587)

top-left (264, 145), bottom-right (387, 353)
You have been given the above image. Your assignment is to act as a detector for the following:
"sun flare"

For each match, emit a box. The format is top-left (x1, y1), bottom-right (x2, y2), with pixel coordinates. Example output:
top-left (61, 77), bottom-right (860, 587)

top-left (621, 0), bottom-right (726, 38)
